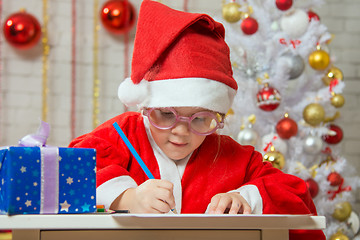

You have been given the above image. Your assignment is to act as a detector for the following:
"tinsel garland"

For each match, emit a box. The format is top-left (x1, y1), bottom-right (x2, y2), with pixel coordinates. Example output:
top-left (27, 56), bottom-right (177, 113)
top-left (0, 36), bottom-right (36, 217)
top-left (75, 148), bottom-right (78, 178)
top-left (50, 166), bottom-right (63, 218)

top-left (123, 0), bottom-right (130, 112)
top-left (183, 0), bottom-right (188, 12)
top-left (42, 0), bottom-right (50, 122)
top-left (0, 0), bottom-right (2, 143)
top-left (71, 0), bottom-right (77, 139)
top-left (93, 0), bottom-right (100, 128)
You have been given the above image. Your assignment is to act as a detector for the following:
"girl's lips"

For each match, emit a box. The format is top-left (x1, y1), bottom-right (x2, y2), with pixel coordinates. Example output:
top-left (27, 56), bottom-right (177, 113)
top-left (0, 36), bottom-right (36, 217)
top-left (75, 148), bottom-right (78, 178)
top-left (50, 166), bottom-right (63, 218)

top-left (170, 141), bottom-right (187, 147)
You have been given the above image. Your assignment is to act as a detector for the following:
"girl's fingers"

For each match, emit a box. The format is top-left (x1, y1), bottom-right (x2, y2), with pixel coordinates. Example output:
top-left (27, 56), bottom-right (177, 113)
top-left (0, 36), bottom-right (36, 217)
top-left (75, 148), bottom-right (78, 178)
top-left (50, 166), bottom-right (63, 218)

top-left (214, 195), bottom-right (232, 214)
top-left (208, 195), bottom-right (221, 214)
top-left (156, 189), bottom-right (176, 209)
top-left (209, 193), bottom-right (252, 214)
top-left (151, 199), bottom-right (172, 213)
top-left (146, 179), bottom-right (176, 211)
top-left (228, 200), bottom-right (241, 214)
top-left (241, 202), bottom-right (251, 214)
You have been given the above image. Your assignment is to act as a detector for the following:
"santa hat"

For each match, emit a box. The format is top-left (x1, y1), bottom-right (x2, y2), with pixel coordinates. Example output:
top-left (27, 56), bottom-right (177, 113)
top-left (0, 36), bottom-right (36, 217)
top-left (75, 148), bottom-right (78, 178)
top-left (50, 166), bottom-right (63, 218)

top-left (118, 0), bottom-right (238, 114)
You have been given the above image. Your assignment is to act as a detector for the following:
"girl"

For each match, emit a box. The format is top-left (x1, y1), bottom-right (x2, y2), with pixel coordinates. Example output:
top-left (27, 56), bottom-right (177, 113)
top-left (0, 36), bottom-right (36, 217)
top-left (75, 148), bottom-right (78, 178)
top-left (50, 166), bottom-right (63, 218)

top-left (69, 1), bottom-right (325, 239)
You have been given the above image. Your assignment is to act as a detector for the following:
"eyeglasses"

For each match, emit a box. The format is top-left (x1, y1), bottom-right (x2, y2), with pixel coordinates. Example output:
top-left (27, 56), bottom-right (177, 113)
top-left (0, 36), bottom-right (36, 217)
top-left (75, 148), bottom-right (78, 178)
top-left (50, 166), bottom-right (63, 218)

top-left (143, 108), bottom-right (225, 136)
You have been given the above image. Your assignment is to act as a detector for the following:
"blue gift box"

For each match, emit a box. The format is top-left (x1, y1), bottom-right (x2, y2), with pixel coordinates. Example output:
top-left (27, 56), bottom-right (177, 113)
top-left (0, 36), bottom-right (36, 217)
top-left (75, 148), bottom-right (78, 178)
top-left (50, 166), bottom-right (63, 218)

top-left (0, 146), bottom-right (96, 215)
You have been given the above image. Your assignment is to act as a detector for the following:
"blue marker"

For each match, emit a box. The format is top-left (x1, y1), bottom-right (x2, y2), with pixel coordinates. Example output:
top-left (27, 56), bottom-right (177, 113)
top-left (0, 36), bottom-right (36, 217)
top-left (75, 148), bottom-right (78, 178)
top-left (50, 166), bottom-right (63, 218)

top-left (112, 122), bottom-right (177, 214)
top-left (112, 122), bottom-right (155, 179)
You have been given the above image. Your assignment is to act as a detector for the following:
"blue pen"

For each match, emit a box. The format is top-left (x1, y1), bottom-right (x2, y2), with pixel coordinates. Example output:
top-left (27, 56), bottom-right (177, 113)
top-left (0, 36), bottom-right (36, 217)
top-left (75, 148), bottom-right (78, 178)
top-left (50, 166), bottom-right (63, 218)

top-left (112, 122), bottom-right (177, 214)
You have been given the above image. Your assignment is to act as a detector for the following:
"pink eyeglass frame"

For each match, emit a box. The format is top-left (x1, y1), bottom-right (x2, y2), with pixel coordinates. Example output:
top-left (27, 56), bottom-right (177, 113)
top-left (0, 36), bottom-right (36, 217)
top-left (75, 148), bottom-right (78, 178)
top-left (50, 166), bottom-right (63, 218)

top-left (143, 107), bottom-right (225, 136)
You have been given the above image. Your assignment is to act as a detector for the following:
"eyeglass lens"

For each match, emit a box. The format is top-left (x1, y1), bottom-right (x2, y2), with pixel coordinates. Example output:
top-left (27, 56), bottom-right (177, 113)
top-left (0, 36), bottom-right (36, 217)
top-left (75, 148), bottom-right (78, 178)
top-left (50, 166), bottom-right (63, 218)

top-left (148, 108), bottom-right (220, 134)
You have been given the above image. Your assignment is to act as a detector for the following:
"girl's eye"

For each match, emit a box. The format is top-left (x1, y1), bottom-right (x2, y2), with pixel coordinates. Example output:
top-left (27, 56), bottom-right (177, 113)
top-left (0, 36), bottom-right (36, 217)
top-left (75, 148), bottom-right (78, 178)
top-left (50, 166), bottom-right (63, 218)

top-left (160, 110), bottom-right (175, 118)
top-left (193, 117), bottom-right (206, 122)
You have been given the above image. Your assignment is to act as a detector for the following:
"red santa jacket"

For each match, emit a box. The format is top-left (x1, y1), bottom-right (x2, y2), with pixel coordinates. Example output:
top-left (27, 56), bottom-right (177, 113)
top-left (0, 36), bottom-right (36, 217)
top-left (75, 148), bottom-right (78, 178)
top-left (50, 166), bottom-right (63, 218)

top-left (69, 112), bottom-right (325, 240)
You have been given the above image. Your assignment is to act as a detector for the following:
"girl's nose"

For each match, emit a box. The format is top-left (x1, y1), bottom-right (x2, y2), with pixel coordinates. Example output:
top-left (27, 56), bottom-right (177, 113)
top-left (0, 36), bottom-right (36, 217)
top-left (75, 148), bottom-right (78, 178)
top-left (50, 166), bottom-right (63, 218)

top-left (171, 121), bottom-right (190, 136)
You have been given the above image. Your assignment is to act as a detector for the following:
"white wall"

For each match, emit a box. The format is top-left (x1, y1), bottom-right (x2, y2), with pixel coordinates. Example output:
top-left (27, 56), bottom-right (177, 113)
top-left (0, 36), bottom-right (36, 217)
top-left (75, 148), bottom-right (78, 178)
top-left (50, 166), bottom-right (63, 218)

top-left (1, 0), bottom-right (359, 208)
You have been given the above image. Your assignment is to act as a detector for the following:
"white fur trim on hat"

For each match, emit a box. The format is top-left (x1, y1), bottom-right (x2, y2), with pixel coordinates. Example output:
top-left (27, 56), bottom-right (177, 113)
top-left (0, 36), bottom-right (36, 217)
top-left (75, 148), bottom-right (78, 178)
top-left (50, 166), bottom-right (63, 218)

top-left (118, 77), bottom-right (236, 114)
top-left (118, 77), bottom-right (149, 107)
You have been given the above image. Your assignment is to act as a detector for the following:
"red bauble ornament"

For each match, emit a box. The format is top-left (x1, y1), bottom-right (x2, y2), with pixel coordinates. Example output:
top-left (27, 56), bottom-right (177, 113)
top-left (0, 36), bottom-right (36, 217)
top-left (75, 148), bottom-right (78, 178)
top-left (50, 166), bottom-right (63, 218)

top-left (100, 0), bottom-right (136, 34)
top-left (241, 17), bottom-right (258, 35)
top-left (322, 124), bottom-right (343, 144)
top-left (305, 178), bottom-right (319, 198)
top-left (308, 10), bottom-right (320, 22)
top-left (256, 84), bottom-right (281, 111)
top-left (3, 11), bottom-right (41, 49)
top-left (275, 0), bottom-right (293, 11)
top-left (327, 172), bottom-right (343, 186)
top-left (276, 114), bottom-right (298, 139)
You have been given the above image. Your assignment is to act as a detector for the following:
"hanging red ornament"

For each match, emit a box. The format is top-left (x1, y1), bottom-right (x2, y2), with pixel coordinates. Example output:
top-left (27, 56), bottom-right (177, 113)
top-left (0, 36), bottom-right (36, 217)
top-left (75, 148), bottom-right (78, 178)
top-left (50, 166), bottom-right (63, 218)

top-left (305, 178), bottom-right (319, 198)
top-left (3, 10), bottom-right (41, 49)
top-left (276, 113), bottom-right (298, 139)
top-left (100, 0), bottom-right (136, 34)
top-left (257, 83), bottom-right (281, 111)
top-left (322, 124), bottom-right (343, 144)
top-left (308, 10), bottom-right (320, 22)
top-left (327, 172), bottom-right (343, 186)
top-left (241, 17), bottom-right (258, 35)
top-left (275, 0), bottom-right (293, 11)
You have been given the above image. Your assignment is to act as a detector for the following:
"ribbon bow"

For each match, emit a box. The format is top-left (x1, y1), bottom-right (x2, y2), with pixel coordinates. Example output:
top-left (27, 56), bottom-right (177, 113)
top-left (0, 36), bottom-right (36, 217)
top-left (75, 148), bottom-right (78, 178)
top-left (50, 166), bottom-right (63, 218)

top-left (328, 179), bottom-right (352, 200)
top-left (18, 121), bottom-right (50, 147)
top-left (263, 135), bottom-right (278, 152)
top-left (321, 147), bottom-right (332, 155)
top-left (329, 79), bottom-right (339, 92)
top-left (17, 121), bottom-right (59, 214)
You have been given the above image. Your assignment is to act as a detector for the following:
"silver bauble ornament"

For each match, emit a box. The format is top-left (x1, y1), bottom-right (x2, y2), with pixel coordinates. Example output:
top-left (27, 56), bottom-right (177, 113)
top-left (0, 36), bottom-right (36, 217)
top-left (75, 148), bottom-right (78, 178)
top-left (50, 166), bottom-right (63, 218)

top-left (283, 53), bottom-right (305, 79)
top-left (237, 127), bottom-right (259, 146)
top-left (303, 135), bottom-right (323, 155)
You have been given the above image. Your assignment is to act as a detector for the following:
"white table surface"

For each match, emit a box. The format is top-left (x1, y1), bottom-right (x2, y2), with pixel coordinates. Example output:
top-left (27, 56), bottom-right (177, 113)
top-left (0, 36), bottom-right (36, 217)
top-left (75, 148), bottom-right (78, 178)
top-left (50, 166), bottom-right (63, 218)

top-left (0, 214), bottom-right (326, 230)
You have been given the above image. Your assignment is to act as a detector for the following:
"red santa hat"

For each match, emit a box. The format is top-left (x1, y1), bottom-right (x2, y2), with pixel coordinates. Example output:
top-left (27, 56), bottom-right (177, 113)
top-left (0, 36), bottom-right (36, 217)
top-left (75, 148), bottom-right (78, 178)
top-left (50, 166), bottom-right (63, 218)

top-left (118, 0), bottom-right (238, 114)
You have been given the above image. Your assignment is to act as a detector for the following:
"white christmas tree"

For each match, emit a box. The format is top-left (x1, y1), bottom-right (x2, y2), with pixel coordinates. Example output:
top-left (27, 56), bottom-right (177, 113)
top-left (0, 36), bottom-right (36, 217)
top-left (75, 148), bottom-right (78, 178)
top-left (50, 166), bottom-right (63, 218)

top-left (216, 0), bottom-right (360, 239)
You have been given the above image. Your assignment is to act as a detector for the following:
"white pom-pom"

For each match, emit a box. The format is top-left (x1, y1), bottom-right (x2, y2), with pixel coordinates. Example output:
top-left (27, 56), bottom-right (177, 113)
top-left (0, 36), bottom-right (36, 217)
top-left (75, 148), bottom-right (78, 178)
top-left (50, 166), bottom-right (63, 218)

top-left (118, 78), bottom-right (149, 107)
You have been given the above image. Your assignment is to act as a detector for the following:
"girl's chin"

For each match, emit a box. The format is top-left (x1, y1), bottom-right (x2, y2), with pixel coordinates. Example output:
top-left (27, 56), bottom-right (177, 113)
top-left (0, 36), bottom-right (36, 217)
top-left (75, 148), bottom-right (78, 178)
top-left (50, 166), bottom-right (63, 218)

top-left (166, 150), bottom-right (190, 161)
top-left (163, 142), bottom-right (191, 160)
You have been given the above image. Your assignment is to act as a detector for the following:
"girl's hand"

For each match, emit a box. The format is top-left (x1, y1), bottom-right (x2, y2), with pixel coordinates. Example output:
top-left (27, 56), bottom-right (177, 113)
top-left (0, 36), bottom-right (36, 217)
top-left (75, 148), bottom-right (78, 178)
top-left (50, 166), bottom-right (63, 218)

top-left (208, 192), bottom-right (251, 214)
top-left (111, 179), bottom-right (176, 213)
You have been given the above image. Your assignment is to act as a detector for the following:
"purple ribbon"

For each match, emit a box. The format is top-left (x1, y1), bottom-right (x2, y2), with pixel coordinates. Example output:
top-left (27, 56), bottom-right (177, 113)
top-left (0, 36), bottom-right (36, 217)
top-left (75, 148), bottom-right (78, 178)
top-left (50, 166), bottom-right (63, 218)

top-left (18, 121), bottom-right (59, 214)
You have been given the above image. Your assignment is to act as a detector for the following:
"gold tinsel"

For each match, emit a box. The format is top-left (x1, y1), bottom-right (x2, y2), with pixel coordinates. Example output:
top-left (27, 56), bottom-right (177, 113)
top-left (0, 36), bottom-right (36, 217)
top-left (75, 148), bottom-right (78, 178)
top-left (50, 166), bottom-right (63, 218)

top-left (42, 0), bottom-right (50, 122)
top-left (93, 0), bottom-right (100, 128)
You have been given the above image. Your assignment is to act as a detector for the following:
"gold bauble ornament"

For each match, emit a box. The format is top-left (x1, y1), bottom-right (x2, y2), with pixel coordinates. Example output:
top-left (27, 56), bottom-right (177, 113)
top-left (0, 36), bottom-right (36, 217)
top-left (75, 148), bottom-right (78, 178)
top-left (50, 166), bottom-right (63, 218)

top-left (329, 230), bottom-right (350, 240)
top-left (331, 93), bottom-right (345, 108)
top-left (333, 201), bottom-right (352, 222)
top-left (263, 146), bottom-right (285, 170)
top-left (322, 66), bottom-right (343, 86)
top-left (308, 49), bottom-right (330, 71)
top-left (222, 2), bottom-right (242, 23)
top-left (303, 103), bottom-right (325, 126)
